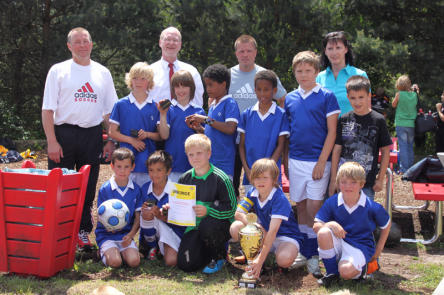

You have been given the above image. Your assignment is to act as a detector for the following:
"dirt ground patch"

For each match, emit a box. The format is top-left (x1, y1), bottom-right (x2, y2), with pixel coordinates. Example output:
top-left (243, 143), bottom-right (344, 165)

top-left (1, 152), bottom-right (443, 294)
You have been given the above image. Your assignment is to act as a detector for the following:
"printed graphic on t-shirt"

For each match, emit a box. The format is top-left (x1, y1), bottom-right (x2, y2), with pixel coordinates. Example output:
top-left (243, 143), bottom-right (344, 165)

top-left (232, 82), bottom-right (257, 112)
top-left (340, 119), bottom-right (378, 174)
top-left (74, 82), bottom-right (97, 103)
top-left (232, 83), bottom-right (256, 100)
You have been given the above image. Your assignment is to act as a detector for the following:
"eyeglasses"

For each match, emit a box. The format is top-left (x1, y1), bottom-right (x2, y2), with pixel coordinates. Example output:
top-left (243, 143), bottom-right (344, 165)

top-left (163, 38), bottom-right (181, 44)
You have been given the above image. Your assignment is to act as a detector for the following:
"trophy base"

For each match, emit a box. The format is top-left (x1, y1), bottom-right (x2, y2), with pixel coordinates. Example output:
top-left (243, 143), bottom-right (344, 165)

top-left (239, 272), bottom-right (258, 288)
top-left (238, 278), bottom-right (257, 289)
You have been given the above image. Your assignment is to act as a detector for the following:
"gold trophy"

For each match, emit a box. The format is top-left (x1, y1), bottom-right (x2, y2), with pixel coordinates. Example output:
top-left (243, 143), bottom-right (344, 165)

top-left (238, 213), bottom-right (264, 288)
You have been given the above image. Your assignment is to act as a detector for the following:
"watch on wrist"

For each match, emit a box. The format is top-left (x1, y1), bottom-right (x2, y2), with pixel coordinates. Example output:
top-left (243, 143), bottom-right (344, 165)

top-left (205, 117), bottom-right (214, 125)
top-left (107, 138), bottom-right (117, 145)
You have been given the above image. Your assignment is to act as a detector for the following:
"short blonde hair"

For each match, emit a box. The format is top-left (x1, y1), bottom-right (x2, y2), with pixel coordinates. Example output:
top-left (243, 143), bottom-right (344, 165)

top-left (234, 34), bottom-right (257, 50)
top-left (336, 162), bottom-right (366, 187)
top-left (184, 134), bottom-right (211, 153)
top-left (292, 51), bottom-right (320, 73)
top-left (250, 158), bottom-right (280, 188)
top-left (396, 75), bottom-right (411, 91)
top-left (90, 285), bottom-right (124, 295)
top-left (67, 27), bottom-right (91, 43)
top-left (125, 62), bottom-right (154, 91)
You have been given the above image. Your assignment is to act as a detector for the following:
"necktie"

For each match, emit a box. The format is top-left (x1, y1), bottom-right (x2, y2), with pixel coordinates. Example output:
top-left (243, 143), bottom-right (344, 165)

top-left (168, 63), bottom-right (174, 81)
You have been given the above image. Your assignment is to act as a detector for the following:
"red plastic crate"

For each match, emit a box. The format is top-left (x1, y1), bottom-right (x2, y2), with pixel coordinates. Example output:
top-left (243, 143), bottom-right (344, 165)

top-left (0, 163), bottom-right (90, 278)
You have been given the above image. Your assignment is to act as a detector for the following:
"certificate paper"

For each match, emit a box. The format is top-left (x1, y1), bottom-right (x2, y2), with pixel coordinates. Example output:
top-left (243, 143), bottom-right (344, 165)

top-left (168, 183), bottom-right (196, 226)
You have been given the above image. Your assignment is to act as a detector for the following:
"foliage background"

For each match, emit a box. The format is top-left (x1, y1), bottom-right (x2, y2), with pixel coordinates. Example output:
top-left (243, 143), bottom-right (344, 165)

top-left (1, 0), bottom-right (443, 141)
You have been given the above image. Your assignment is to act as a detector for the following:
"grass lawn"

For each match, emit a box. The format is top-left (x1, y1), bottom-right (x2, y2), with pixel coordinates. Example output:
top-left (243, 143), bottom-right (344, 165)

top-left (1, 241), bottom-right (443, 295)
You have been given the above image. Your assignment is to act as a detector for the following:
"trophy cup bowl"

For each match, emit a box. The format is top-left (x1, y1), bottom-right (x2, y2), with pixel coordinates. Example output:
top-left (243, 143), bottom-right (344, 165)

top-left (238, 213), bottom-right (263, 288)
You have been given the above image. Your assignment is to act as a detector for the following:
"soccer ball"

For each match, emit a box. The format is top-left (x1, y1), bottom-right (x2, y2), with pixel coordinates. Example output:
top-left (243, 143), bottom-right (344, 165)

top-left (97, 199), bottom-right (130, 232)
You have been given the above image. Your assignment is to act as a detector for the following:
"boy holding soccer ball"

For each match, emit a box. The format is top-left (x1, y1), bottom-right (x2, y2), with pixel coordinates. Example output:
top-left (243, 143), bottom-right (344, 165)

top-left (95, 148), bottom-right (143, 268)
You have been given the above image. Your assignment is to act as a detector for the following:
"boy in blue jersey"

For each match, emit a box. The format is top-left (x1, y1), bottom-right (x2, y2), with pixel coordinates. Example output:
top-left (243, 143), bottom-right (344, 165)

top-left (314, 162), bottom-right (391, 287)
top-left (139, 150), bottom-right (185, 266)
top-left (157, 70), bottom-right (206, 182)
top-left (186, 64), bottom-right (240, 178)
top-left (177, 134), bottom-right (237, 274)
top-left (95, 148), bottom-right (142, 268)
top-left (109, 62), bottom-right (161, 186)
top-left (284, 51), bottom-right (340, 277)
top-left (238, 70), bottom-right (289, 191)
top-left (230, 158), bottom-right (305, 277)
top-left (329, 76), bottom-right (391, 200)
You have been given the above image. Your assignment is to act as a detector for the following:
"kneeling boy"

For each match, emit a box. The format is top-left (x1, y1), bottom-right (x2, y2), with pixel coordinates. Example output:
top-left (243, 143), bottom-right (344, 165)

top-left (314, 162), bottom-right (391, 287)
top-left (95, 148), bottom-right (142, 268)
top-left (230, 158), bottom-right (305, 277)
top-left (177, 134), bottom-right (237, 274)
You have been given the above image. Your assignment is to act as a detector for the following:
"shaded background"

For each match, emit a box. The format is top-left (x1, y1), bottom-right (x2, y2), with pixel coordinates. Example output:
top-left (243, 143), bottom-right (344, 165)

top-left (1, 0), bottom-right (443, 149)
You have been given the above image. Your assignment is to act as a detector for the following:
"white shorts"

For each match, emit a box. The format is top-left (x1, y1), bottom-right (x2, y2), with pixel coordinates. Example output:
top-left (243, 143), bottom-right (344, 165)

top-left (326, 228), bottom-right (366, 275)
top-left (140, 217), bottom-right (181, 255)
top-left (289, 159), bottom-right (330, 202)
top-left (131, 172), bottom-right (150, 187)
top-left (99, 239), bottom-right (138, 265)
top-left (271, 236), bottom-right (300, 253)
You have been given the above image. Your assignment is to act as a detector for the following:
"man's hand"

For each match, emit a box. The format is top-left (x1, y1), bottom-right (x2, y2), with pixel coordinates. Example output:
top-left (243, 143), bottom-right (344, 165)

top-left (47, 140), bottom-right (63, 163)
top-left (103, 141), bottom-right (115, 162)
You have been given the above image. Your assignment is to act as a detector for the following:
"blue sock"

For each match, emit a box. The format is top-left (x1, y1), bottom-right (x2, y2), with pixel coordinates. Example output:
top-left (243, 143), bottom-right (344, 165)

top-left (300, 237), bottom-right (319, 259)
top-left (322, 256), bottom-right (339, 275)
top-left (141, 228), bottom-right (157, 249)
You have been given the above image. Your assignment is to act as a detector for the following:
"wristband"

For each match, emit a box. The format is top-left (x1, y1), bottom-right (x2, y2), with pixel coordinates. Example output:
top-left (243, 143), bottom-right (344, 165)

top-left (205, 117), bottom-right (214, 125)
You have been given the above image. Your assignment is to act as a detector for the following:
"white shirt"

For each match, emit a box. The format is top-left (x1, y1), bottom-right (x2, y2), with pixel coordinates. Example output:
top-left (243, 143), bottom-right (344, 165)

top-left (42, 59), bottom-right (118, 128)
top-left (149, 58), bottom-right (204, 107)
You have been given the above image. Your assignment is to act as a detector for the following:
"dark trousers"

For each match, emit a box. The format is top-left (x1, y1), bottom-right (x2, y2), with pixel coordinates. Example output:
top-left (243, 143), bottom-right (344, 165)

top-left (48, 124), bottom-right (102, 233)
top-left (177, 216), bottom-right (231, 272)
top-left (233, 144), bottom-right (242, 198)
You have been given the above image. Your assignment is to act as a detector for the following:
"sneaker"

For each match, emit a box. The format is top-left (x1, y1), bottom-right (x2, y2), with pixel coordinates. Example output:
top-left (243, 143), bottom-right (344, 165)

top-left (289, 253), bottom-right (307, 270)
top-left (202, 259), bottom-right (225, 274)
top-left (77, 230), bottom-right (93, 251)
top-left (317, 273), bottom-right (340, 287)
top-left (148, 248), bottom-right (158, 260)
top-left (307, 256), bottom-right (322, 278)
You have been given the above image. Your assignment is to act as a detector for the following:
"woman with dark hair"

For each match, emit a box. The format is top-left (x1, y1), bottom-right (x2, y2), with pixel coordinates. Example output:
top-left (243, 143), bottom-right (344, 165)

top-left (316, 31), bottom-right (368, 115)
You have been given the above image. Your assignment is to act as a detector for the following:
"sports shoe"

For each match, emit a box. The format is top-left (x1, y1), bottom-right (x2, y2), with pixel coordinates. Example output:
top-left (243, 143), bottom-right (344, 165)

top-left (202, 259), bottom-right (225, 274)
top-left (317, 273), bottom-right (340, 287)
top-left (148, 247), bottom-right (158, 260)
top-left (307, 256), bottom-right (322, 278)
top-left (289, 253), bottom-right (307, 270)
top-left (77, 230), bottom-right (93, 251)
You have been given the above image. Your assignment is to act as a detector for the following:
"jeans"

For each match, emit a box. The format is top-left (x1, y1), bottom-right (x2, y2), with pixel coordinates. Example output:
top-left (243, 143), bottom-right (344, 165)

top-left (396, 126), bottom-right (415, 173)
